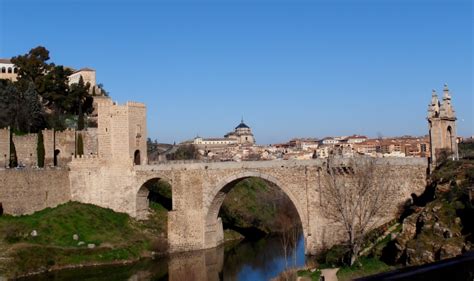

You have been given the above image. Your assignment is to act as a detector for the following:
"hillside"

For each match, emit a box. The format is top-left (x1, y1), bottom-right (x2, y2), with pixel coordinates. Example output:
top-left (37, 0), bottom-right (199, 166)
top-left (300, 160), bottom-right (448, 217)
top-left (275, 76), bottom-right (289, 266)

top-left (384, 157), bottom-right (474, 266)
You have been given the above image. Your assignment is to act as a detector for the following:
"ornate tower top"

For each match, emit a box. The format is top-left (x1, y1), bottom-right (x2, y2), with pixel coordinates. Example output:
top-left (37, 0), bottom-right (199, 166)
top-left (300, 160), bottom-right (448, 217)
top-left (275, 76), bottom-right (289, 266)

top-left (428, 89), bottom-right (440, 119)
top-left (439, 84), bottom-right (456, 119)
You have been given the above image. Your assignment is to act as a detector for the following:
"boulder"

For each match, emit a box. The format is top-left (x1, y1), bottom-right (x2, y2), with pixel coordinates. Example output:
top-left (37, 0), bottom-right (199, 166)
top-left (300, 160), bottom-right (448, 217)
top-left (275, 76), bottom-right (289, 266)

top-left (30, 230), bottom-right (38, 237)
top-left (73, 234), bottom-right (79, 241)
top-left (439, 243), bottom-right (462, 260)
top-left (87, 244), bottom-right (96, 249)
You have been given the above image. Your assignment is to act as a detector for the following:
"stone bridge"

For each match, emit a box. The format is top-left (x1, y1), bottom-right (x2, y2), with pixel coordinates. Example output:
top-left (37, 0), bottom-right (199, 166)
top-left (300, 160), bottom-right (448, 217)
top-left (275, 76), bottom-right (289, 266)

top-left (69, 157), bottom-right (428, 255)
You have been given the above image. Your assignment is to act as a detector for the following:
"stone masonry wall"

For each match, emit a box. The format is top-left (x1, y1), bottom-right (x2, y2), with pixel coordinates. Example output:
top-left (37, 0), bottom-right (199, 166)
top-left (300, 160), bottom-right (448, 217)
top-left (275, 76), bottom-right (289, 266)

top-left (0, 169), bottom-right (71, 215)
top-left (82, 128), bottom-right (98, 155)
top-left (13, 133), bottom-right (37, 167)
top-left (42, 129), bottom-right (55, 167)
top-left (0, 128), bottom-right (99, 168)
top-left (55, 129), bottom-right (76, 166)
top-left (126, 102), bottom-right (147, 165)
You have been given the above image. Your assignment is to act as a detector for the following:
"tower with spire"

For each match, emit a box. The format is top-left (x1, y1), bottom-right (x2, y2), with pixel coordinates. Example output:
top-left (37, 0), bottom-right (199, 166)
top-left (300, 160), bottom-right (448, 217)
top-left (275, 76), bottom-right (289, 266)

top-left (427, 84), bottom-right (458, 166)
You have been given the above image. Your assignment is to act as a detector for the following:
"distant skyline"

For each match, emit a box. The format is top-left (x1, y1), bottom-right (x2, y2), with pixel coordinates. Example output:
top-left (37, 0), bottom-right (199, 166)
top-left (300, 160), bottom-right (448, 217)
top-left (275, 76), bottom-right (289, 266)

top-left (1, 0), bottom-right (472, 144)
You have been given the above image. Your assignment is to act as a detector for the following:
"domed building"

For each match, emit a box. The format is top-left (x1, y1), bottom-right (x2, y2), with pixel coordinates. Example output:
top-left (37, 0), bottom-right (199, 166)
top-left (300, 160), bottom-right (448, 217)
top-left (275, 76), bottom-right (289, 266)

top-left (224, 118), bottom-right (255, 145)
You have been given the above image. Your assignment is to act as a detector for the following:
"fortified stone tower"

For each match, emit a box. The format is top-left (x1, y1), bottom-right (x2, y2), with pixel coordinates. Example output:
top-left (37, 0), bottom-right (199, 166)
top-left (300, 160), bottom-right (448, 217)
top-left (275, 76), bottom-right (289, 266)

top-left (96, 98), bottom-right (147, 166)
top-left (427, 84), bottom-right (458, 166)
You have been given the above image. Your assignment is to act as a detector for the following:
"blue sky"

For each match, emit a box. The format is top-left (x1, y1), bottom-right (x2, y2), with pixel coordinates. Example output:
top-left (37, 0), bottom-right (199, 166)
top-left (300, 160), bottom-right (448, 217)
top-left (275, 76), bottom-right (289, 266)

top-left (1, 0), bottom-right (472, 144)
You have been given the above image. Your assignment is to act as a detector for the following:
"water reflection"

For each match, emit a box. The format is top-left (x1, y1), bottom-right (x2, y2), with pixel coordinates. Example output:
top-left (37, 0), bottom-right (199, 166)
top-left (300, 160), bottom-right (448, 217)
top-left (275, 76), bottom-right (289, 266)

top-left (18, 235), bottom-right (305, 281)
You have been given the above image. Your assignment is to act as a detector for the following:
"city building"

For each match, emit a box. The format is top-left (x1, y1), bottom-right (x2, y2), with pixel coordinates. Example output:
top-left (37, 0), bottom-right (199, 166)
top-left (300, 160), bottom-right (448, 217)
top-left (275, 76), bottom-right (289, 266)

top-left (224, 118), bottom-right (256, 145)
top-left (0, 59), bottom-right (18, 81)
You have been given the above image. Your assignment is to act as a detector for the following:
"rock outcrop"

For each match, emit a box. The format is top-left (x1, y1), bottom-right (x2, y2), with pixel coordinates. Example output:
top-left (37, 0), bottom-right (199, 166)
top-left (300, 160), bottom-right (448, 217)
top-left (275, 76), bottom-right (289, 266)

top-left (389, 168), bottom-right (473, 267)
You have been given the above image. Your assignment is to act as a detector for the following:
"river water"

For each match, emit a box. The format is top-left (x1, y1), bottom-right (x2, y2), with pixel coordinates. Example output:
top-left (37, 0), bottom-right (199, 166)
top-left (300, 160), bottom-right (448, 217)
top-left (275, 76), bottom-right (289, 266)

top-left (19, 235), bottom-right (305, 281)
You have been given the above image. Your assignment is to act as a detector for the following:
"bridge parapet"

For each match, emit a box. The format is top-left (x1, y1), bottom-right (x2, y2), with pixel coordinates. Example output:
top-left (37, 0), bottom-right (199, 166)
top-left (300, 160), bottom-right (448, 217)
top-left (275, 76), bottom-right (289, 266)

top-left (135, 157), bottom-right (428, 171)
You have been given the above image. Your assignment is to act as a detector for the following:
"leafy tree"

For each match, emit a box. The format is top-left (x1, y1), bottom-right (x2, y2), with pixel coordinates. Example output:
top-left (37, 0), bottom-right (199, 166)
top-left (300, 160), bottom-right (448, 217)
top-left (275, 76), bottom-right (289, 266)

top-left (2, 46), bottom-right (97, 132)
top-left (77, 133), bottom-right (84, 156)
top-left (41, 65), bottom-right (73, 113)
top-left (37, 130), bottom-right (45, 168)
top-left (10, 46), bottom-right (53, 94)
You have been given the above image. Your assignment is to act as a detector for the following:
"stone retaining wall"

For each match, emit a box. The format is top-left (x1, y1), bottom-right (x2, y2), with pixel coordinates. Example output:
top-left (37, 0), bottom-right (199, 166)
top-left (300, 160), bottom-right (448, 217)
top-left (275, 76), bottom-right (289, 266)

top-left (0, 169), bottom-right (71, 216)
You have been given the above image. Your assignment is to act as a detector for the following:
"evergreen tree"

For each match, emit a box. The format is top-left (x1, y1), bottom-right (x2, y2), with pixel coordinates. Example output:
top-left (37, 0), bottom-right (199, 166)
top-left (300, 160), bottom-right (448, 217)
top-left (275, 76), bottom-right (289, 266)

top-left (0, 80), bottom-right (22, 132)
top-left (77, 133), bottom-right (84, 156)
top-left (41, 65), bottom-right (73, 113)
top-left (37, 130), bottom-right (45, 167)
top-left (77, 107), bottom-right (85, 130)
top-left (69, 76), bottom-right (93, 115)
top-left (9, 128), bottom-right (17, 168)
top-left (25, 82), bottom-right (45, 132)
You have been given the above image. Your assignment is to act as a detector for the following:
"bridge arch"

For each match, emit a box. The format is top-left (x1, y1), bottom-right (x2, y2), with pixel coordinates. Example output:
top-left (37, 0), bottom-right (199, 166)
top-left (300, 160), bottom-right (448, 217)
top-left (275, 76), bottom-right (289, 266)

top-left (136, 175), bottom-right (173, 220)
top-left (204, 171), bottom-right (309, 252)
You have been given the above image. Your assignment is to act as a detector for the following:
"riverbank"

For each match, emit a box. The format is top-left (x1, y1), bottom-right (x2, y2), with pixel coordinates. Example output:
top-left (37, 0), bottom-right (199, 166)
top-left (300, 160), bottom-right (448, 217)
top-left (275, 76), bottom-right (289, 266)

top-left (0, 177), bottom-right (303, 279)
top-left (0, 202), bottom-right (169, 279)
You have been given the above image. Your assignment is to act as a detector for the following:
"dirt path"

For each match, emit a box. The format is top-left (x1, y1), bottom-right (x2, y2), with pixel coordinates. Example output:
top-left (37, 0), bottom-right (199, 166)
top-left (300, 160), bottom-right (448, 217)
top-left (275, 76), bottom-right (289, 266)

top-left (321, 268), bottom-right (339, 281)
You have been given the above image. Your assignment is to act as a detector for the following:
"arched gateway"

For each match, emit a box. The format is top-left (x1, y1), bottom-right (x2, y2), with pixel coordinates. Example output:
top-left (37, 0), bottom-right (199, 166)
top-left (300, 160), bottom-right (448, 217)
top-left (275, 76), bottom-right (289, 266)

top-left (203, 171), bottom-right (307, 250)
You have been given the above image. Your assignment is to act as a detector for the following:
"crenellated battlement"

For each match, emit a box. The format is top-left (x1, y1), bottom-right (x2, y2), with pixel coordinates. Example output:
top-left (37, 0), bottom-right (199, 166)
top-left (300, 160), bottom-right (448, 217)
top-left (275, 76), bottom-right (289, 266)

top-left (96, 96), bottom-right (147, 166)
top-left (126, 101), bottom-right (146, 108)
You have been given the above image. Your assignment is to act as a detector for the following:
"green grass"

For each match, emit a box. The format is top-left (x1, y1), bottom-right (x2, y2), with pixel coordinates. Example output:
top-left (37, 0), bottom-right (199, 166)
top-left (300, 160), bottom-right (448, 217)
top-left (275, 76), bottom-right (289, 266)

top-left (0, 201), bottom-right (169, 277)
top-left (220, 177), bottom-right (295, 234)
top-left (0, 202), bottom-right (138, 247)
top-left (297, 268), bottom-right (321, 281)
top-left (141, 201), bottom-right (168, 234)
top-left (337, 257), bottom-right (393, 281)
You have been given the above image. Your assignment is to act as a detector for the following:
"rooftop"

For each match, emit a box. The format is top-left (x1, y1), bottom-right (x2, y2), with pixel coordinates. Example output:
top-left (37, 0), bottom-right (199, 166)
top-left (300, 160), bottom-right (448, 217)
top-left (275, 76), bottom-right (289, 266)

top-left (0, 58), bottom-right (12, 64)
top-left (235, 118), bottom-right (250, 129)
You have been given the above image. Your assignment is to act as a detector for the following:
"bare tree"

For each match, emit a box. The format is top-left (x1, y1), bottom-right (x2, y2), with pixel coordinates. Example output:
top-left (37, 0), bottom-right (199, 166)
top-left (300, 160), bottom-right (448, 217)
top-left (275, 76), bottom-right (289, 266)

top-left (322, 156), bottom-right (393, 265)
top-left (276, 200), bottom-right (301, 270)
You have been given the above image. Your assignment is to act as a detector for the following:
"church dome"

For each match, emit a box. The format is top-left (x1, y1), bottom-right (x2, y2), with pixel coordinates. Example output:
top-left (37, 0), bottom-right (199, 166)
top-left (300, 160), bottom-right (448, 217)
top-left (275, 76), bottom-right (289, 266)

top-left (235, 118), bottom-right (250, 130)
top-left (235, 122), bottom-right (250, 129)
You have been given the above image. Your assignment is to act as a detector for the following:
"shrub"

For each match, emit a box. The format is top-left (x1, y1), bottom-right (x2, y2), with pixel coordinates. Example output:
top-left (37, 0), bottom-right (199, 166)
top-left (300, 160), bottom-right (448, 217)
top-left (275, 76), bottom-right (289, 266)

top-left (319, 244), bottom-right (351, 266)
top-left (77, 133), bottom-right (84, 156)
top-left (37, 131), bottom-right (45, 167)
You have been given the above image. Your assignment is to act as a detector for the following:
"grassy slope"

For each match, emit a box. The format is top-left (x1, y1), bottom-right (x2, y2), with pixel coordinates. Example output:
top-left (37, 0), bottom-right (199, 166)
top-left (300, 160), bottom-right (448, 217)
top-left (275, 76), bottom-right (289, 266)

top-left (336, 257), bottom-right (393, 281)
top-left (0, 202), bottom-right (138, 247)
top-left (0, 202), bottom-right (166, 277)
